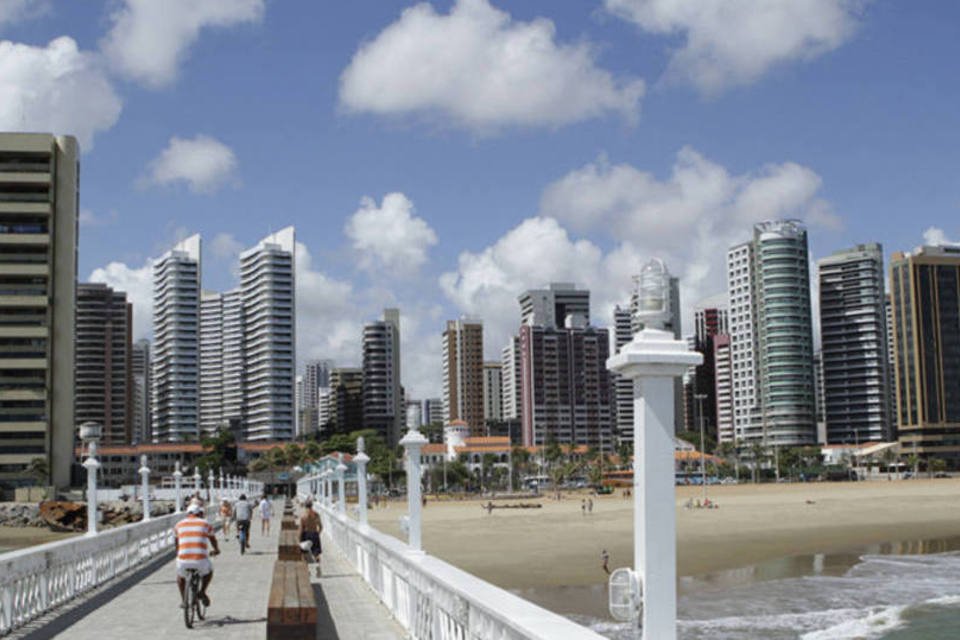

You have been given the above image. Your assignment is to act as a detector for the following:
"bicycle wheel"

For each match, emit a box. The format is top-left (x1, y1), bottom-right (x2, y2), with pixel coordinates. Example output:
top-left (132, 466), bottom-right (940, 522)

top-left (183, 575), bottom-right (195, 629)
top-left (195, 587), bottom-right (206, 621)
top-left (239, 529), bottom-right (246, 555)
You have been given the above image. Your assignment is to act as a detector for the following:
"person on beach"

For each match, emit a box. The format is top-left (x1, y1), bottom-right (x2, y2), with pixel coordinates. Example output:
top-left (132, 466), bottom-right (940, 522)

top-left (485, 501), bottom-right (494, 515)
top-left (581, 499), bottom-right (586, 515)
top-left (219, 499), bottom-right (233, 540)
top-left (258, 495), bottom-right (272, 535)
top-left (601, 549), bottom-right (610, 575)
top-left (588, 498), bottom-right (594, 514)
top-left (298, 498), bottom-right (323, 578)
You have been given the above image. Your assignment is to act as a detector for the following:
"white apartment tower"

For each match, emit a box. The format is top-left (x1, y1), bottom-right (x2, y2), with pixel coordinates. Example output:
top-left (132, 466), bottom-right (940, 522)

top-left (199, 291), bottom-right (224, 435)
top-left (240, 227), bottom-right (296, 440)
top-left (612, 305), bottom-right (635, 443)
top-left (500, 336), bottom-right (521, 420)
top-left (727, 221), bottom-right (816, 446)
top-left (818, 244), bottom-right (892, 443)
top-left (152, 234), bottom-right (201, 442)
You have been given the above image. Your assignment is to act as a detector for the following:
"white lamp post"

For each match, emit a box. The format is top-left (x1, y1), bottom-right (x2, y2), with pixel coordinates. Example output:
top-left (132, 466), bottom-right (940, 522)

top-left (193, 468), bottom-right (201, 496)
top-left (355, 437), bottom-right (370, 528)
top-left (174, 461), bottom-right (184, 513)
top-left (83, 441), bottom-right (100, 536)
top-left (139, 455), bottom-right (151, 522)
top-left (336, 454), bottom-right (347, 517)
top-left (607, 259), bottom-right (702, 640)
top-left (400, 424), bottom-right (428, 552)
top-left (208, 470), bottom-right (215, 506)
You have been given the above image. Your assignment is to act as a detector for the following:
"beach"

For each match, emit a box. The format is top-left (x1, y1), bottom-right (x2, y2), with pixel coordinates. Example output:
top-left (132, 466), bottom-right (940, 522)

top-left (0, 526), bottom-right (76, 553)
top-left (366, 478), bottom-right (960, 589)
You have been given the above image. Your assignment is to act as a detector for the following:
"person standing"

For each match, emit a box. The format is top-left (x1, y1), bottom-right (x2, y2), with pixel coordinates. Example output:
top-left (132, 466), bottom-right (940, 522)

top-left (259, 495), bottom-right (273, 535)
top-left (219, 499), bottom-right (233, 540)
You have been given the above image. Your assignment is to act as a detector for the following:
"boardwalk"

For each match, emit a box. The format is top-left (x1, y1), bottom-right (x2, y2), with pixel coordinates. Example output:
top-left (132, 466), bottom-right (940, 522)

top-left (44, 517), bottom-right (404, 640)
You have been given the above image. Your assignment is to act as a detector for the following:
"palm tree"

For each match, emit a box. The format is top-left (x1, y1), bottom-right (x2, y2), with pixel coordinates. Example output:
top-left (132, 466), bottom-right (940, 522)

top-left (748, 442), bottom-right (768, 483)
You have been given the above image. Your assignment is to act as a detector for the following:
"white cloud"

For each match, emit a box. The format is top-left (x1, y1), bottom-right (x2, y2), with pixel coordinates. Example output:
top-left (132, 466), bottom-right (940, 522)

top-left (605, 0), bottom-right (865, 94)
top-left (0, 0), bottom-right (48, 30)
top-left (101, 0), bottom-right (264, 88)
top-left (922, 226), bottom-right (959, 247)
top-left (143, 135), bottom-right (238, 194)
top-left (79, 208), bottom-right (118, 227)
top-left (0, 37), bottom-right (122, 149)
top-left (440, 216), bottom-right (644, 356)
top-left (88, 259), bottom-right (153, 340)
top-left (210, 232), bottom-right (243, 260)
top-left (339, 0), bottom-right (644, 132)
top-left (344, 193), bottom-right (437, 276)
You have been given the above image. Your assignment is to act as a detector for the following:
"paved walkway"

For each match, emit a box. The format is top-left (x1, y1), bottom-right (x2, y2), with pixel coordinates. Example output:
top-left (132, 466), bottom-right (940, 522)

top-left (42, 516), bottom-right (405, 640)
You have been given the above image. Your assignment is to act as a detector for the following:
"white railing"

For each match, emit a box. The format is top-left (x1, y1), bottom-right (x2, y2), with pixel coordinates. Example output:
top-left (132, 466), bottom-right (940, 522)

top-left (315, 503), bottom-right (606, 640)
top-left (0, 513), bottom-right (179, 636)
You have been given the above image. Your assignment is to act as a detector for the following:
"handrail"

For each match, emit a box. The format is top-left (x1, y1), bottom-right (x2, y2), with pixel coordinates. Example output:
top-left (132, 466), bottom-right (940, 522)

top-left (0, 512), bottom-right (179, 635)
top-left (315, 503), bottom-right (605, 640)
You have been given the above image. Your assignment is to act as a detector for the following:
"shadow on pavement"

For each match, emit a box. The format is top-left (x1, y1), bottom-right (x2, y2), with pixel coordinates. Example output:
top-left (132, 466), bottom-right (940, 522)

top-left (312, 583), bottom-right (338, 639)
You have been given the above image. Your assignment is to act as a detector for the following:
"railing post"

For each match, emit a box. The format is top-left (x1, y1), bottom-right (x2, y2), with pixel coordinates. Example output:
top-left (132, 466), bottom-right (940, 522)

top-left (83, 442), bottom-right (100, 536)
top-left (208, 470), bottom-right (216, 506)
top-left (173, 461), bottom-right (183, 513)
top-left (400, 425), bottom-right (428, 552)
top-left (355, 437), bottom-right (370, 528)
top-left (336, 454), bottom-right (347, 518)
top-left (193, 468), bottom-right (200, 496)
top-left (139, 455), bottom-right (151, 522)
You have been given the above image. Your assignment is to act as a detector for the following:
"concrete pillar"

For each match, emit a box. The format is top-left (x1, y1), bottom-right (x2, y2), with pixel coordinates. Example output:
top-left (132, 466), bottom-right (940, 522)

top-left (336, 454), bottom-right (347, 517)
top-left (138, 455), bottom-right (151, 522)
top-left (400, 426), bottom-right (428, 552)
top-left (608, 325), bottom-right (701, 639)
top-left (355, 437), bottom-right (370, 528)
top-left (173, 461), bottom-right (183, 513)
top-left (83, 442), bottom-right (99, 536)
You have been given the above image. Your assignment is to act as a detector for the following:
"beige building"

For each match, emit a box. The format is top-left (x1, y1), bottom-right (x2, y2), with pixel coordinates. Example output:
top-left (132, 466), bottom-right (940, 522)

top-left (0, 133), bottom-right (78, 489)
top-left (441, 319), bottom-right (484, 435)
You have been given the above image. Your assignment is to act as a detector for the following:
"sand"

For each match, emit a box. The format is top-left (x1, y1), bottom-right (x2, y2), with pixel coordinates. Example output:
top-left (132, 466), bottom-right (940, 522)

top-left (365, 479), bottom-right (960, 590)
top-left (0, 526), bottom-right (77, 553)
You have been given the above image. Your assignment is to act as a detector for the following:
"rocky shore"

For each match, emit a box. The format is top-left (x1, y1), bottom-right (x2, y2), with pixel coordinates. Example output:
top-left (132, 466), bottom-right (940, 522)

top-left (0, 501), bottom-right (177, 533)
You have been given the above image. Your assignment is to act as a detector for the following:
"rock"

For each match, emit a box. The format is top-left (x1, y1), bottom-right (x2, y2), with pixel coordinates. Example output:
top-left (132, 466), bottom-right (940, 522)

top-left (38, 501), bottom-right (86, 532)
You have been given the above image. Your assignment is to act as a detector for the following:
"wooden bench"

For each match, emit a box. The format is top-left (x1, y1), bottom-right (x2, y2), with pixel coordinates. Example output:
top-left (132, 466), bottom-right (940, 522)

top-left (278, 529), bottom-right (302, 561)
top-left (267, 561), bottom-right (316, 639)
top-left (280, 515), bottom-right (298, 531)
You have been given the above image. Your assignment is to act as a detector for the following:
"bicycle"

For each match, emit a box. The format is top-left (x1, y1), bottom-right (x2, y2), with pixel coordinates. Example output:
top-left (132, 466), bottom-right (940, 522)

top-left (237, 519), bottom-right (250, 555)
top-left (182, 568), bottom-right (207, 629)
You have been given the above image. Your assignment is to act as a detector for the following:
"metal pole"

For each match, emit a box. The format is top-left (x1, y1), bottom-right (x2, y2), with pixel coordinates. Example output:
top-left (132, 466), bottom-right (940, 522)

top-left (139, 455), bottom-right (151, 522)
top-left (83, 442), bottom-right (100, 536)
top-left (695, 394), bottom-right (707, 505)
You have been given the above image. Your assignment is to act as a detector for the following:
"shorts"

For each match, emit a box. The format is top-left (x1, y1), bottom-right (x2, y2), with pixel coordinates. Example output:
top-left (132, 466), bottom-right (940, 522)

top-left (176, 559), bottom-right (212, 578)
top-left (300, 531), bottom-right (321, 557)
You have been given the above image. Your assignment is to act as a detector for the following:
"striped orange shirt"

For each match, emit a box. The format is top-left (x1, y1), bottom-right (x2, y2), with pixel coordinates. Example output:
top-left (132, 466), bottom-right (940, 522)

top-left (174, 516), bottom-right (214, 562)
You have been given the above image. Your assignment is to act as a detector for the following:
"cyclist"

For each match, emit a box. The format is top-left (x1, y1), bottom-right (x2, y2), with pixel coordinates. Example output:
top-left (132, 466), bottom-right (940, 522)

top-left (234, 493), bottom-right (252, 552)
top-left (174, 503), bottom-right (220, 607)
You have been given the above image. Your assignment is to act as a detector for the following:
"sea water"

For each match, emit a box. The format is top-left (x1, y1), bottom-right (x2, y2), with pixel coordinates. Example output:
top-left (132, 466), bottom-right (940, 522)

top-left (518, 538), bottom-right (960, 639)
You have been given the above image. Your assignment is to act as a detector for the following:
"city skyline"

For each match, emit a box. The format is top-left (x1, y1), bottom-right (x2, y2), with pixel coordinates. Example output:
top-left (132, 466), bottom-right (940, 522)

top-left (0, 2), bottom-right (952, 400)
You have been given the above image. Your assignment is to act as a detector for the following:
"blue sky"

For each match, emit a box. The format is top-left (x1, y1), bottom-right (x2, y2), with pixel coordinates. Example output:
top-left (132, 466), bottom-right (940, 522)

top-left (1, 0), bottom-right (958, 397)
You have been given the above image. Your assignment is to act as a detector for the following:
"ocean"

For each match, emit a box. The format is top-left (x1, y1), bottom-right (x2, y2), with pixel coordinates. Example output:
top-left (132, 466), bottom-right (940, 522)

top-left (516, 537), bottom-right (960, 639)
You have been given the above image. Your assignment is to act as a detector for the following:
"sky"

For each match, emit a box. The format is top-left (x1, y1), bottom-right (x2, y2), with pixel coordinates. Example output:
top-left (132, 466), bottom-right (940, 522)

top-left (1, 0), bottom-right (959, 399)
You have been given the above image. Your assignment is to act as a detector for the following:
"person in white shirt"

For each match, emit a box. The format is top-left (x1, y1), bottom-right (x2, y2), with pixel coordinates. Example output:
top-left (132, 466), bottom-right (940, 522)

top-left (258, 496), bottom-right (273, 535)
top-left (234, 494), bottom-right (252, 553)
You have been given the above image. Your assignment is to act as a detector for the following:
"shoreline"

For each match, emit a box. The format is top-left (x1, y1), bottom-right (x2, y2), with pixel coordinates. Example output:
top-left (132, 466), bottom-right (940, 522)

top-left (0, 526), bottom-right (77, 553)
top-left (365, 479), bottom-right (960, 590)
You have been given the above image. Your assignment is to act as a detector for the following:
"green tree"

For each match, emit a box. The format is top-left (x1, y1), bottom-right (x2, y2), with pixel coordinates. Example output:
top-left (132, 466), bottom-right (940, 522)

top-left (930, 458), bottom-right (947, 476)
top-left (283, 443), bottom-right (304, 467)
top-left (197, 428), bottom-right (237, 475)
top-left (27, 457), bottom-right (49, 486)
top-left (303, 440), bottom-right (322, 463)
top-left (616, 441), bottom-right (633, 469)
top-left (748, 442), bottom-right (768, 483)
top-left (248, 457), bottom-right (270, 473)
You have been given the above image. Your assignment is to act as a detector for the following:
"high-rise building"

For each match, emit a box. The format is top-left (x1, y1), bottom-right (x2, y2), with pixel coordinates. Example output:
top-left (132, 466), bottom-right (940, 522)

top-left (727, 221), bottom-right (816, 446)
top-left (689, 296), bottom-right (729, 440)
top-left (713, 334), bottom-right (733, 443)
top-left (317, 386), bottom-right (333, 432)
top-left (299, 360), bottom-right (333, 438)
top-left (199, 291), bottom-right (225, 436)
top-left (885, 294), bottom-right (897, 437)
top-left (131, 340), bottom-right (151, 444)
top-left (220, 289), bottom-right (243, 430)
top-left (0, 133), bottom-right (78, 488)
top-left (519, 283), bottom-right (590, 328)
top-left (422, 398), bottom-right (442, 426)
top-left (483, 362), bottom-right (502, 422)
top-left (612, 305), bottom-right (635, 443)
top-left (500, 337), bottom-right (521, 420)
top-left (363, 309), bottom-right (402, 445)
top-left (813, 351), bottom-right (825, 441)
top-left (518, 286), bottom-right (612, 451)
top-left (240, 227), bottom-right (295, 440)
top-left (329, 367), bottom-right (363, 434)
top-left (152, 234), bottom-right (201, 442)
top-left (890, 245), bottom-right (960, 463)
top-left (818, 243), bottom-right (891, 443)
top-left (441, 318), bottom-right (484, 433)
top-left (75, 283), bottom-right (132, 445)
